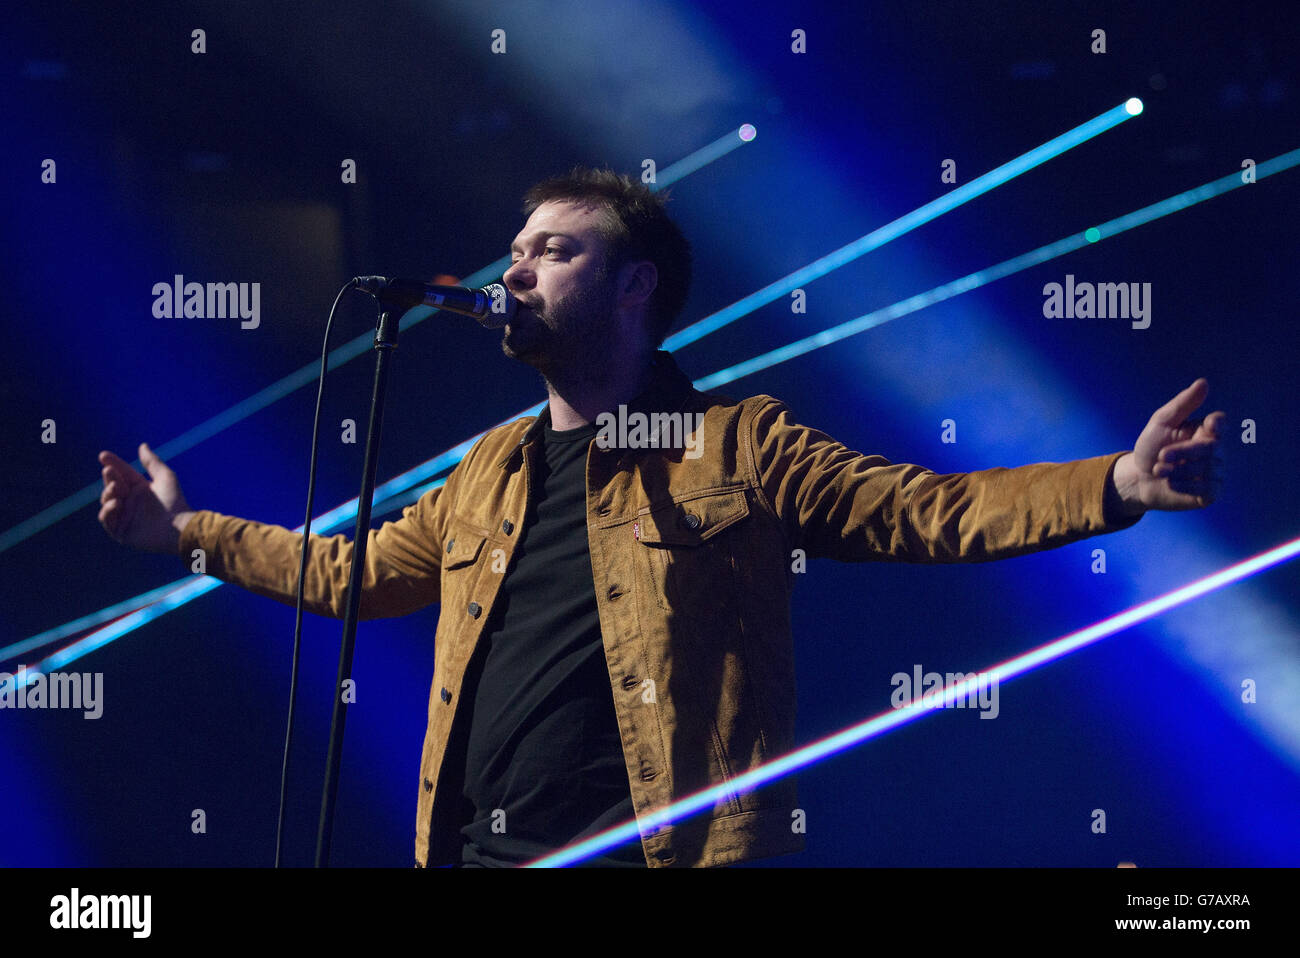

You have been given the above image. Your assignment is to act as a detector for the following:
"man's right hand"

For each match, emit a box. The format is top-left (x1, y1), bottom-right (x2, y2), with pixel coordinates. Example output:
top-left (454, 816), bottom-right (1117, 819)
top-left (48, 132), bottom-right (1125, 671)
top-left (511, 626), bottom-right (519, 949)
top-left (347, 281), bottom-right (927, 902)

top-left (98, 443), bottom-right (195, 555)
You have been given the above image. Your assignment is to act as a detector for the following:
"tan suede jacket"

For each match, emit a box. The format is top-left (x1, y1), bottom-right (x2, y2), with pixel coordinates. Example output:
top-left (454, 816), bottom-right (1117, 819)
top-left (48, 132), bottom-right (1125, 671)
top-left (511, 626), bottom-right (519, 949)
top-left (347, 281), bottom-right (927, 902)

top-left (177, 351), bottom-right (1140, 867)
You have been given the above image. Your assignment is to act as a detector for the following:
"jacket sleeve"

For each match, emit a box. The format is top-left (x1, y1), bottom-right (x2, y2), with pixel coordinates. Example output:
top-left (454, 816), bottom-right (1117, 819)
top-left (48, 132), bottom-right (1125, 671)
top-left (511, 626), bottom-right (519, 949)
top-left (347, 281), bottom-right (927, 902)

top-left (175, 472), bottom-right (456, 621)
top-left (748, 397), bottom-right (1142, 563)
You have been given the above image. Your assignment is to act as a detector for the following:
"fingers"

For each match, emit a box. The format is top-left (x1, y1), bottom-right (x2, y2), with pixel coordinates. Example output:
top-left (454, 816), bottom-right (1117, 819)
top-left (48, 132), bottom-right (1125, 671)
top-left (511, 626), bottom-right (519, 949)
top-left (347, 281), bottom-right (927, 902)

top-left (99, 468), bottom-right (141, 541)
top-left (1154, 407), bottom-right (1226, 473)
top-left (99, 498), bottom-right (121, 538)
top-left (1156, 440), bottom-right (1217, 468)
top-left (1156, 438), bottom-right (1225, 507)
top-left (1171, 411), bottom-right (1228, 443)
top-left (1153, 378), bottom-right (1209, 429)
top-left (1200, 410), bottom-right (1227, 438)
top-left (98, 448), bottom-right (164, 543)
top-left (99, 494), bottom-right (133, 541)
top-left (138, 442), bottom-right (172, 482)
top-left (1154, 442), bottom-right (1223, 472)
top-left (99, 449), bottom-right (146, 491)
top-left (99, 450), bottom-right (138, 472)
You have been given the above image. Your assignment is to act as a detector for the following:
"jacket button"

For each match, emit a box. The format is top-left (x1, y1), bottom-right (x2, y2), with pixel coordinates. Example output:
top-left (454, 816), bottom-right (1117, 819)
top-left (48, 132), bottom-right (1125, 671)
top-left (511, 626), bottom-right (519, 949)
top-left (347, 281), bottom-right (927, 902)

top-left (607, 584), bottom-right (623, 600)
top-left (467, 601), bottom-right (481, 618)
top-left (682, 513), bottom-right (701, 530)
top-left (502, 518), bottom-right (514, 535)
top-left (440, 687), bottom-right (451, 704)
top-left (622, 675), bottom-right (639, 690)
top-left (640, 767), bottom-right (657, 782)
top-left (423, 776), bottom-right (434, 792)
top-left (446, 538), bottom-right (455, 553)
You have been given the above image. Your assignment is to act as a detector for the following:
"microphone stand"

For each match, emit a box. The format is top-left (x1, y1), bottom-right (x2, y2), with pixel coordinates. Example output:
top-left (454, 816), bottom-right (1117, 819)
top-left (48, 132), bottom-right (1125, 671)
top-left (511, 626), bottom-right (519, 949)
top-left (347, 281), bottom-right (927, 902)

top-left (314, 304), bottom-right (400, 867)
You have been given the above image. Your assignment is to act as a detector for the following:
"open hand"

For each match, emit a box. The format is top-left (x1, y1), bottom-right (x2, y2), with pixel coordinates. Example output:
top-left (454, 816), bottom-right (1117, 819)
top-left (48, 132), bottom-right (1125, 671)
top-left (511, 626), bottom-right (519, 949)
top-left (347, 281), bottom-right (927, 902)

top-left (98, 443), bottom-right (194, 554)
top-left (1111, 379), bottom-right (1225, 514)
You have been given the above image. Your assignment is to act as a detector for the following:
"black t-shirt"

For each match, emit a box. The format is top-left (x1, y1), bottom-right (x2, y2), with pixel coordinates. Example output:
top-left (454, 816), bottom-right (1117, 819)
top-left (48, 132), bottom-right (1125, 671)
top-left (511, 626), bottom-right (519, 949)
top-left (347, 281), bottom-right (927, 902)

top-left (457, 418), bottom-right (645, 867)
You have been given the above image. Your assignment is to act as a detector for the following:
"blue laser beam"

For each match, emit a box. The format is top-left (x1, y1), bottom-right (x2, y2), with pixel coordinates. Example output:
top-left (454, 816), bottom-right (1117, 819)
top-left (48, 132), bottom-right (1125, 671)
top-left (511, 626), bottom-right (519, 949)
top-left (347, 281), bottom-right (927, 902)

top-left (649, 123), bottom-right (757, 182)
top-left (0, 581), bottom-right (185, 663)
top-left (10, 143), bottom-right (1290, 677)
top-left (662, 99), bottom-right (1142, 352)
top-left (2, 576), bottom-right (222, 689)
top-left (694, 146), bottom-right (1300, 391)
top-left (0, 130), bottom-right (754, 556)
top-left (523, 534), bottom-right (1300, 867)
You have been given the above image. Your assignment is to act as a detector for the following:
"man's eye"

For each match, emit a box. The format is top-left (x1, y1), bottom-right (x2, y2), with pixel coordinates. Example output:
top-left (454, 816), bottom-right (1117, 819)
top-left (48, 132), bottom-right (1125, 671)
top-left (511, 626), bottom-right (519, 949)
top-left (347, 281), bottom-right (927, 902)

top-left (509, 247), bottom-right (563, 262)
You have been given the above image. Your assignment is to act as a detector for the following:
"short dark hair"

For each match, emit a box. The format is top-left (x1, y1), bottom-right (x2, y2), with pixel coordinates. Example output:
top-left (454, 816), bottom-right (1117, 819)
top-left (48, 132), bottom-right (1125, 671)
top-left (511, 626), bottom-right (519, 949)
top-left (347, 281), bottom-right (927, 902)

top-left (521, 166), bottom-right (692, 347)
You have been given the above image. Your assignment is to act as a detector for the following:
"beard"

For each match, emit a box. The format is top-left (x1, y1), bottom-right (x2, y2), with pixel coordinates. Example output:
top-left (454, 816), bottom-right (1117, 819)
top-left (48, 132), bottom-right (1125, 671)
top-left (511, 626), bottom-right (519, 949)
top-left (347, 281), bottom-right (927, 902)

top-left (500, 264), bottom-right (621, 391)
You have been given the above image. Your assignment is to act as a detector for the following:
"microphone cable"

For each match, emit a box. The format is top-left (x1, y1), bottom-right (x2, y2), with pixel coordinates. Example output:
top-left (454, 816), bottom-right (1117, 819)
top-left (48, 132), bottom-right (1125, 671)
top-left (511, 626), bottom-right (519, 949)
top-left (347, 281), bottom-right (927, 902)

top-left (275, 278), bottom-right (361, 867)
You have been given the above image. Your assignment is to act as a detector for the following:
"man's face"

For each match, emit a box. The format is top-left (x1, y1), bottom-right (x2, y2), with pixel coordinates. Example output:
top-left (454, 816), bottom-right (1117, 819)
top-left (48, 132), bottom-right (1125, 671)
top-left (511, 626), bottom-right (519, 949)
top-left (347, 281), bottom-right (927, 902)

top-left (501, 199), bottom-right (622, 380)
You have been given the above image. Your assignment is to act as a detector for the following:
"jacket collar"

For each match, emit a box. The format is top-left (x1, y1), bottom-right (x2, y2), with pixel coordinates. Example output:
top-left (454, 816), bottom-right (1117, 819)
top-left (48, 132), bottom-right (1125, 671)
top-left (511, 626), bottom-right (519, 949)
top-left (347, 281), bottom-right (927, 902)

top-left (496, 350), bottom-right (695, 469)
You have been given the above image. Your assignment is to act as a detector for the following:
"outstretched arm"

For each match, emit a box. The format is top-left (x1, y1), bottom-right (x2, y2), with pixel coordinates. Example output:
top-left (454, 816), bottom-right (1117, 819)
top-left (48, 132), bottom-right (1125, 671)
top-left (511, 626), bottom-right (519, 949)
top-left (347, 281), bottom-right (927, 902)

top-left (98, 442), bottom-right (450, 620)
top-left (749, 379), bottom-right (1221, 564)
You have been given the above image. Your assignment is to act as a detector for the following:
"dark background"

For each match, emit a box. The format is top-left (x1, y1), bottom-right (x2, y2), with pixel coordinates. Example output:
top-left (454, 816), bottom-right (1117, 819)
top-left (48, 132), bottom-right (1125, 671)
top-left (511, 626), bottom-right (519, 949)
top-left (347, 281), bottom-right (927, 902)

top-left (1, 0), bottom-right (1296, 867)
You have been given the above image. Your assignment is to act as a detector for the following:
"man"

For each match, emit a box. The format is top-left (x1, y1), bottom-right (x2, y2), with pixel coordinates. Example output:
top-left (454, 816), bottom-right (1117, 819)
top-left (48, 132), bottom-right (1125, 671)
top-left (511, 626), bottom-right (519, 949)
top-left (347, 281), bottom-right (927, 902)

top-left (98, 167), bottom-right (1225, 868)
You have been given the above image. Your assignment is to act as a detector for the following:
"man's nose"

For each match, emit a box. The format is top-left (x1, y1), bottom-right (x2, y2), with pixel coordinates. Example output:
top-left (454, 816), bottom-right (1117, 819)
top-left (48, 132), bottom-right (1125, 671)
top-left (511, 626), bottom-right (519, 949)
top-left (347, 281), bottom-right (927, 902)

top-left (503, 260), bottom-right (533, 292)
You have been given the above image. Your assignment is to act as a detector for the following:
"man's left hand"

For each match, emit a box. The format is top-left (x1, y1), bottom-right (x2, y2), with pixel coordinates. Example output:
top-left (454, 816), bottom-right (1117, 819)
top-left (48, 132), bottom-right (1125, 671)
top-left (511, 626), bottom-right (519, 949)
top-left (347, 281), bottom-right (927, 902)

top-left (1111, 378), bottom-right (1225, 516)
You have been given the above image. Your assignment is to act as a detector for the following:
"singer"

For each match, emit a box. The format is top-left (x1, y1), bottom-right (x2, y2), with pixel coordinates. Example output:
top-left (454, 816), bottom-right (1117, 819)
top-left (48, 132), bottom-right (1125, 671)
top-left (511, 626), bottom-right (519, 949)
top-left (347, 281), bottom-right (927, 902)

top-left (97, 167), bottom-right (1225, 868)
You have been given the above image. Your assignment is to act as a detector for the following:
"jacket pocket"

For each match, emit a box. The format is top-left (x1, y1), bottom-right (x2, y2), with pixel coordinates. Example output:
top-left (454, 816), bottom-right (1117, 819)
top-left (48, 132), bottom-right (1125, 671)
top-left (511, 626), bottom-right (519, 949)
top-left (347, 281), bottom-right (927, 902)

top-left (434, 518), bottom-right (492, 678)
top-left (634, 488), bottom-right (749, 612)
top-left (441, 522), bottom-right (488, 570)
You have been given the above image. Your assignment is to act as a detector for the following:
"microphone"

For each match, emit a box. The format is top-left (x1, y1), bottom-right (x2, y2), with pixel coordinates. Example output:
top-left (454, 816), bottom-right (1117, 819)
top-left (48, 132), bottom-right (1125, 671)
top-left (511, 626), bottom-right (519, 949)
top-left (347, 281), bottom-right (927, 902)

top-left (352, 277), bottom-right (516, 328)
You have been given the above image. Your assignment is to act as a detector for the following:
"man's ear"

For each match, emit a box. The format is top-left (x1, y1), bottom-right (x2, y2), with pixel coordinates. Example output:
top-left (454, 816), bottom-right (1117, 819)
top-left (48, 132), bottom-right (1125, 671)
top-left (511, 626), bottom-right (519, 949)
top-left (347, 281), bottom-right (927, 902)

top-left (616, 259), bottom-right (658, 309)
